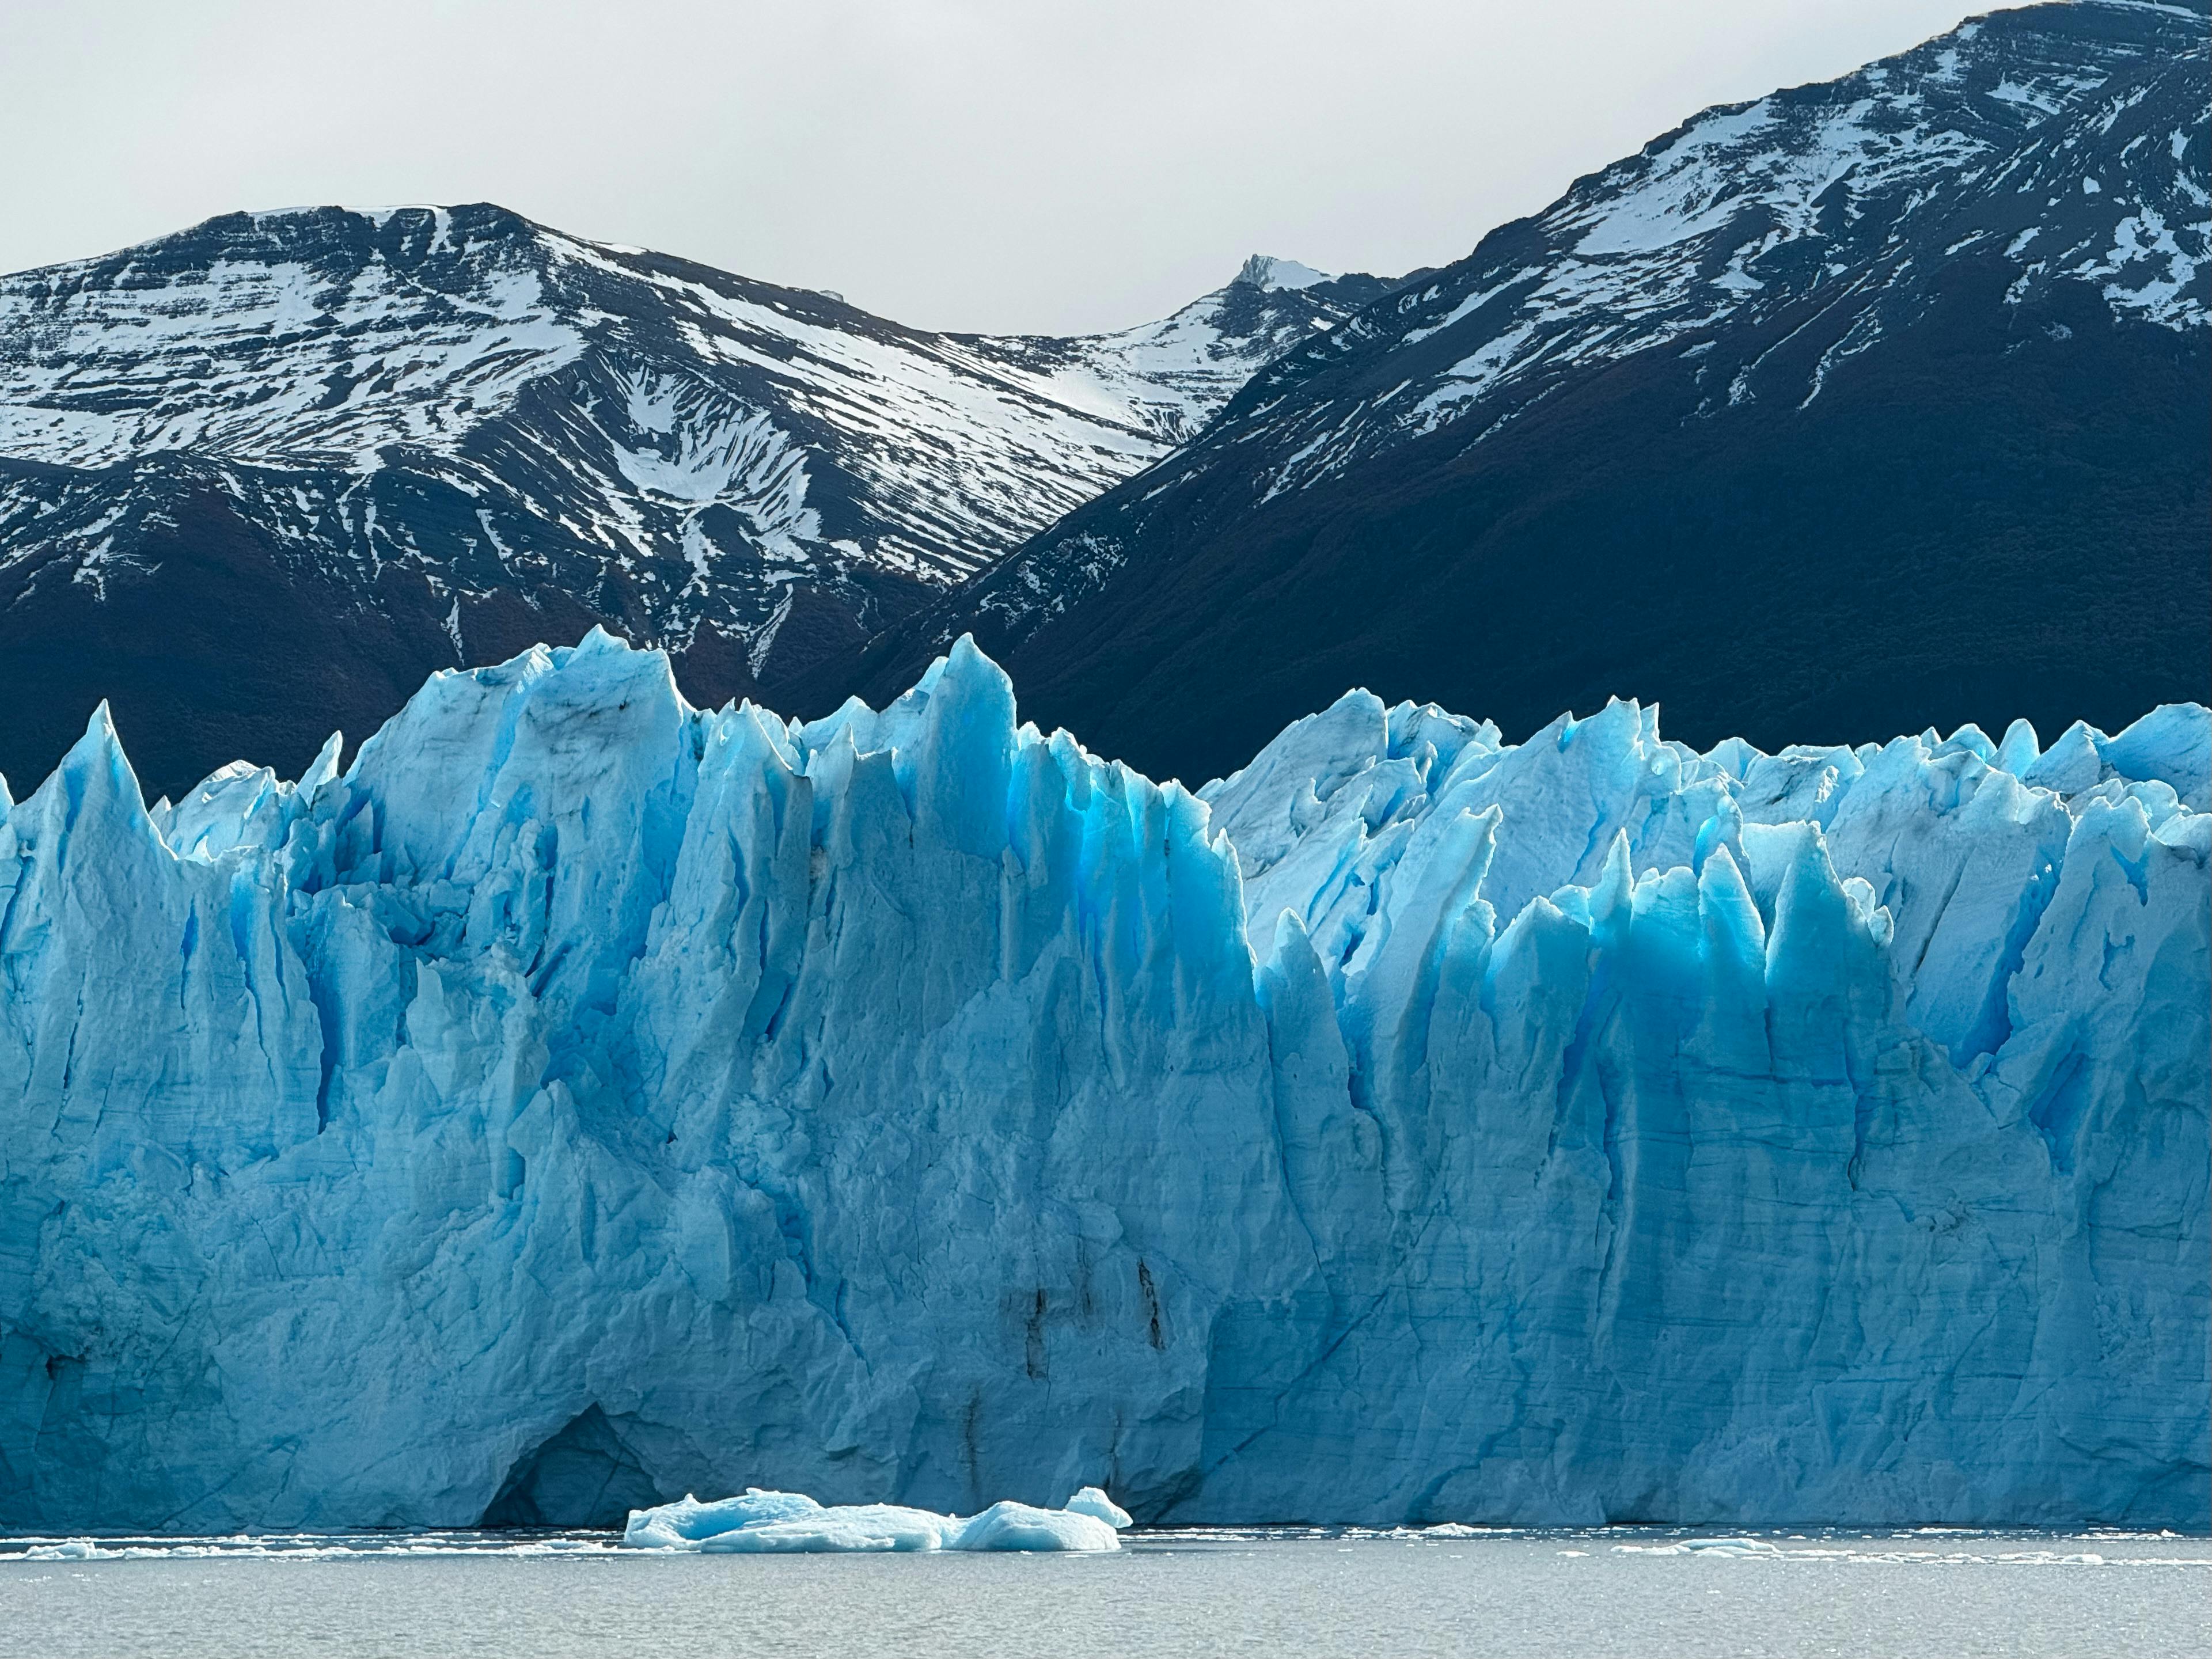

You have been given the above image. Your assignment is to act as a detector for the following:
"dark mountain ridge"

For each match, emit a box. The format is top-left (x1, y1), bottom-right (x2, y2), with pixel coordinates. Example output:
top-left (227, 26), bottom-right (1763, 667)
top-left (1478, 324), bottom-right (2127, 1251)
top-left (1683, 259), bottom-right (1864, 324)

top-left (0, 210), bottom-right (1394, 798)
top-left (821, 0), bottom-right (2210, 782)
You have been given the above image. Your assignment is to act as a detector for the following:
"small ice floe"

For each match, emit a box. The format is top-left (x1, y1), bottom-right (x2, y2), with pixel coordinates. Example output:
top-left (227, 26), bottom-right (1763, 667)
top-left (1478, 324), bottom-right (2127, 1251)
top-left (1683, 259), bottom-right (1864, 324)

top-left (621, 1486), bottom-right (1134, 1554)
top-left (24, 1539), bottom-right (103, 1561)
top-left (1615, 1537), bottom-right (1782, 1557)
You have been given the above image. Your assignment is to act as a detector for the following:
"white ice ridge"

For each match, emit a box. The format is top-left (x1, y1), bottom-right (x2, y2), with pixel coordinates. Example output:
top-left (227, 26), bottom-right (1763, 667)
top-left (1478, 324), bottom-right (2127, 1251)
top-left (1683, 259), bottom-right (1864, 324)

top-left (621, 1486), bottom-right (1132, 1552)
top-left (0, 631), bottom-right (2204, 1533)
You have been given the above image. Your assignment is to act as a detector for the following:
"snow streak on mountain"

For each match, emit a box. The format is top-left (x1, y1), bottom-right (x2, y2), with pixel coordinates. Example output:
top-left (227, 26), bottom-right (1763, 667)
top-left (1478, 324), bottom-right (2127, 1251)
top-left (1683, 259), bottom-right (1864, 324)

top-left (0, 211), bottom-right (1396, 796)
top-left (837, 0), bottom-right (2210, 784)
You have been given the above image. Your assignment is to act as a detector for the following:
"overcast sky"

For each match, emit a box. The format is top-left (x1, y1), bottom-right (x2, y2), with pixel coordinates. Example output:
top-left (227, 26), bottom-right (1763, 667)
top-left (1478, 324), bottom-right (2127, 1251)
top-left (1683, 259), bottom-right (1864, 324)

top-left (6, 0), bottom-right (1985, 334)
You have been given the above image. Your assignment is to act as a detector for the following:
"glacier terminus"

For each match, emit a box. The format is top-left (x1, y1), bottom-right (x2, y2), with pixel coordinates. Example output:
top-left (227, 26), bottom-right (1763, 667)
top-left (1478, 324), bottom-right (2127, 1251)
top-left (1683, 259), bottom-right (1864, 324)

top-left (0, 632), bottom-right (2203, 1532)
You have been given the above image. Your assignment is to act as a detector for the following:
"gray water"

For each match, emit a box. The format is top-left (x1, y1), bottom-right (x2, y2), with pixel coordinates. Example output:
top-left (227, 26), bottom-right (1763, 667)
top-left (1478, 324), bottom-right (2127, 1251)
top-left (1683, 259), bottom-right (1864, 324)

top-left (1, 1528), bottom-right (2203, 1658)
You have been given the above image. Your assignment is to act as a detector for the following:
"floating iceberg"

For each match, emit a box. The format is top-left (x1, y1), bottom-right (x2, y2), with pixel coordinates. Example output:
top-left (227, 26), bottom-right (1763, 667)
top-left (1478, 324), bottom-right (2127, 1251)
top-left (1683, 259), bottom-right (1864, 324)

top-left (621, 1486), bottom-right (1131, 1552)
top-left (0, 631), bottom-right (2203, 1532)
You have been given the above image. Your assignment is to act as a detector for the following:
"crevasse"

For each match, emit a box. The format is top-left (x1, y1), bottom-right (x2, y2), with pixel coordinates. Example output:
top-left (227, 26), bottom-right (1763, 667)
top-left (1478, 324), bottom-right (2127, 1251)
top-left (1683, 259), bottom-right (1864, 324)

top-left (0, 631), bottom-right (2203, 1531)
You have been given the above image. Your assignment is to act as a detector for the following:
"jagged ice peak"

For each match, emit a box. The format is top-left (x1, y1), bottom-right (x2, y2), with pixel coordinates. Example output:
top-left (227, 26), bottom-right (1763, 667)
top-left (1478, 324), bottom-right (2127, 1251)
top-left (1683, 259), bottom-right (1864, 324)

top-left (1, 629), bottom-right (2203, 1532)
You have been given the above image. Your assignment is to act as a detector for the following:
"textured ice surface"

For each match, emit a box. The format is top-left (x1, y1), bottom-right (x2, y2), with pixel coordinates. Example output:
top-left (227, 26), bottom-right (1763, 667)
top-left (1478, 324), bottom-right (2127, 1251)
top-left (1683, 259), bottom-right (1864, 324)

top-left (0, 633), bottom-right (2203, 1531)
top-left (620, 1486), bottom-right (1128, 1552)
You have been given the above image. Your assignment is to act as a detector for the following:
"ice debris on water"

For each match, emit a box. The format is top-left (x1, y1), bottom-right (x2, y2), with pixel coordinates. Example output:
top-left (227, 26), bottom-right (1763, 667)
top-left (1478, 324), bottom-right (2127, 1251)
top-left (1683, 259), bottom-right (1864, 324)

top-left (0, 631), bottom-right (2203, 1533)
top-left (621, 1487), bottom-right (1132, 1553)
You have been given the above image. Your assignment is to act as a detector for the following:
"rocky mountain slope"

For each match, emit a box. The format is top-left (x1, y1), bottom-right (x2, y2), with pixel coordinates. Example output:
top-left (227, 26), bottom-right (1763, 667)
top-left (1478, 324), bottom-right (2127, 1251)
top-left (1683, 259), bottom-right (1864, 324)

top-left (832, 0), bottom-right (2211, 784)
top-left (0, 212), bottom-right (1394, 796)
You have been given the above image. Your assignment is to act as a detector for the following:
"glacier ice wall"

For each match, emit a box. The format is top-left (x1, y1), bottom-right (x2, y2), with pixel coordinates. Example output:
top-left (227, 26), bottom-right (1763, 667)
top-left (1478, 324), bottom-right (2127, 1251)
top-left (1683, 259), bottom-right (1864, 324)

top-left (0, 632), bottom-right (2203, 1530)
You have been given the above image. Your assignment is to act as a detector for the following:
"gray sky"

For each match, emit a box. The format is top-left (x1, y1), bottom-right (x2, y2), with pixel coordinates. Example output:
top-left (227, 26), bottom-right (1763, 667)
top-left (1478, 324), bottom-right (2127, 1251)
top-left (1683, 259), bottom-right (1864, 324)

top-left (6, 0), bottom-right (1982, 335)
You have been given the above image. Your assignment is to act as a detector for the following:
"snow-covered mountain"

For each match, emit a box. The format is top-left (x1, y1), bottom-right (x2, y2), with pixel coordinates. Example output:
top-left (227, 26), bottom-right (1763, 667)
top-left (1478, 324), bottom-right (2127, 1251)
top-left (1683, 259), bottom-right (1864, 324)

top-left (1193, 0), bottom-right (2205, 489)
top-left (0, 208), bottom-right (1398, 795)
top-left (0, 633), bottom-right (2202, 1529)
top-left (978, 256), bottom-right (1399, 446)
top-left (838, 0), bottom-right (2210, 783)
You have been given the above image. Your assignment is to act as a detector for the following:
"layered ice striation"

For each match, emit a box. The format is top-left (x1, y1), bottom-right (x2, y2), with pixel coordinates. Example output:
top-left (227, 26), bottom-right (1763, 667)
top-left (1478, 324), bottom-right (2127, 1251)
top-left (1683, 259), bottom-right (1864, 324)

top-left (0, 633), bottom-right (2203, 1531)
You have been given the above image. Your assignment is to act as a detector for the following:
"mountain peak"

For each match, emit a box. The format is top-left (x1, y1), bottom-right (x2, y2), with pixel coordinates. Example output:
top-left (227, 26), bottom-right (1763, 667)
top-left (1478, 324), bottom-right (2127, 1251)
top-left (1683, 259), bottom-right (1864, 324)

top-left (0, 202), bottom-right (1403, 796)
top-left (846, 0), bottom-right (2209, 786)
top-left (0, 202), bottom-right (555, 287)
top-left (1235, 255), bottom-right (1331, 293)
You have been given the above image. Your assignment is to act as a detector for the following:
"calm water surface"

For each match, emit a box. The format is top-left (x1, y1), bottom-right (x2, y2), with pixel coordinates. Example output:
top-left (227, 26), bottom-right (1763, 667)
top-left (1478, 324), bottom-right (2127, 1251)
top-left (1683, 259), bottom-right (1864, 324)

top-left (0, 1527), bottom-right (2202, 1658)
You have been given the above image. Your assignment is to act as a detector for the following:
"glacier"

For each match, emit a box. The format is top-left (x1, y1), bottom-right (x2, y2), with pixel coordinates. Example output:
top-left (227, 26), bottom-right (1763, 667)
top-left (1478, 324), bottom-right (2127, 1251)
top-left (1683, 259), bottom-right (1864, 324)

top-left (0, 631), bottom-right (2203, 1532)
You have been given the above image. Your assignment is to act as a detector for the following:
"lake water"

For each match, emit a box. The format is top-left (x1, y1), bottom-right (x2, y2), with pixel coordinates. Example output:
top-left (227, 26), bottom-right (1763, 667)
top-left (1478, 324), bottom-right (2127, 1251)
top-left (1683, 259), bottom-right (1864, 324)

top-left (1, 1528), bottom-right (2203, 1658)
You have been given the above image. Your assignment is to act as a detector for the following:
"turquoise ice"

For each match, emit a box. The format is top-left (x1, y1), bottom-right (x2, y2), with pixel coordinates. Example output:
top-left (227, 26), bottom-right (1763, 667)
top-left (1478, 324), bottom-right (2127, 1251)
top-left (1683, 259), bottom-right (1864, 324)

top-left (0, 633), bottom-right (2203, 1530)
top-left (619, 1485), bottom-right (1130, 1552)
